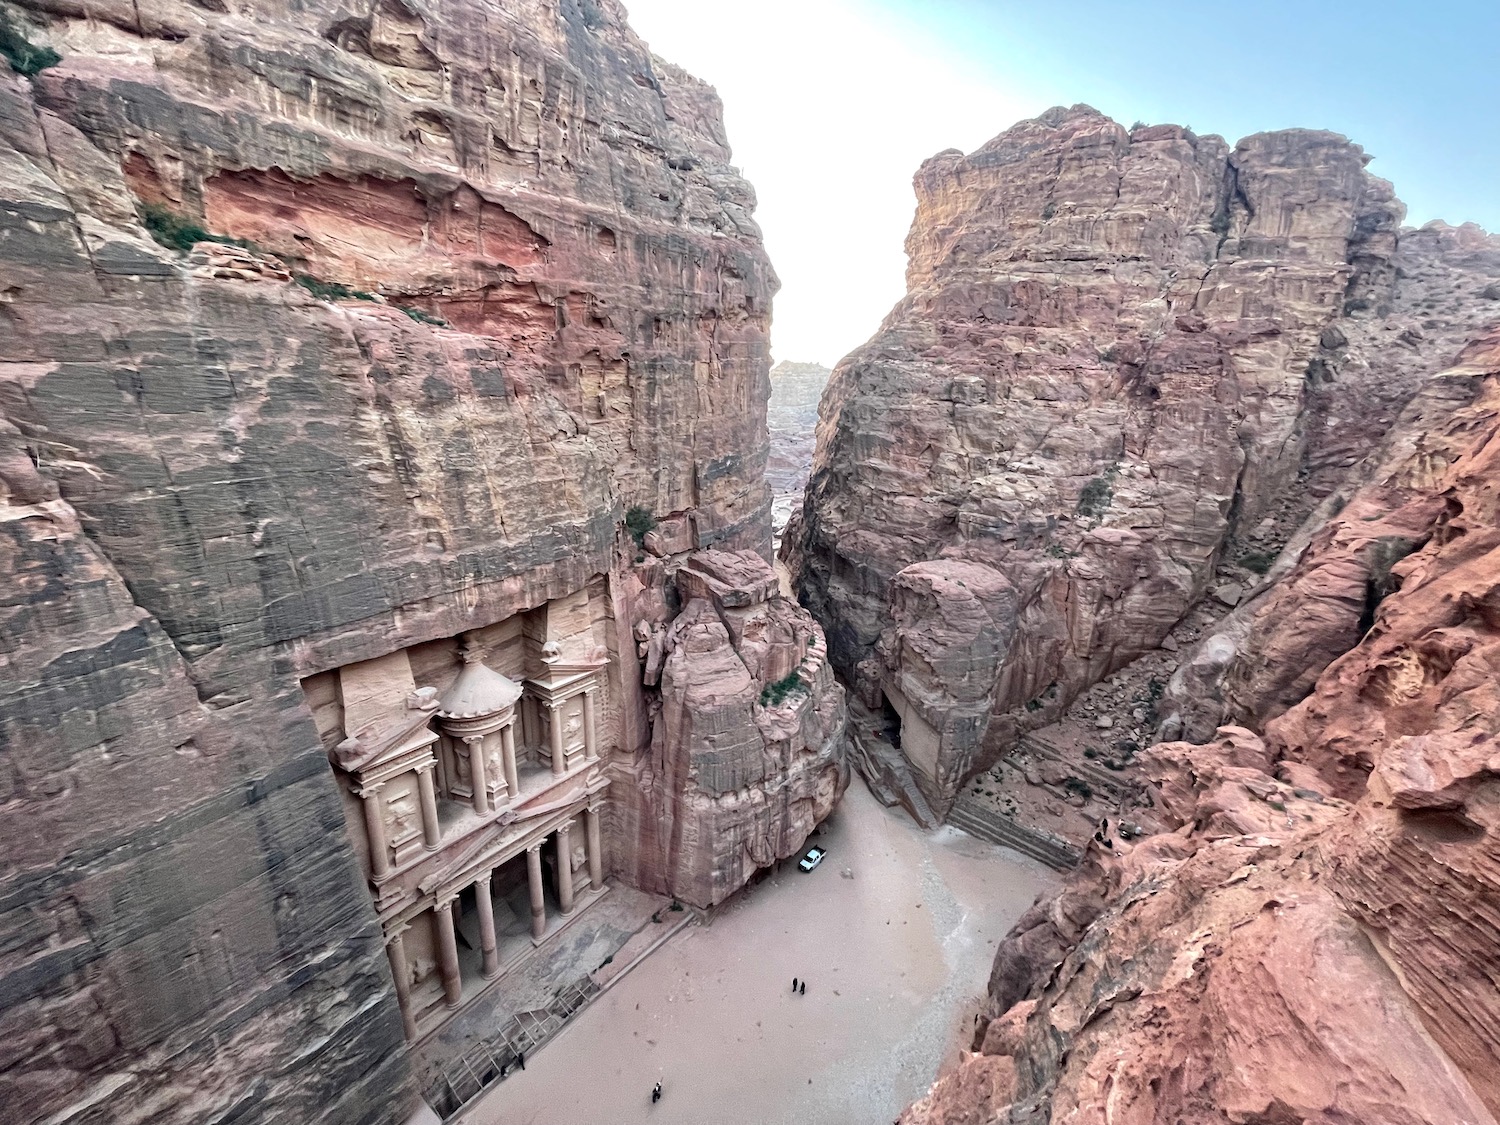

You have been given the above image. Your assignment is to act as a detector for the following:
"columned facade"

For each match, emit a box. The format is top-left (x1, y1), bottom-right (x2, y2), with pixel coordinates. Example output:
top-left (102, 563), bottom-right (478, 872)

top-left (319, 624), bottom-right (612, 1041)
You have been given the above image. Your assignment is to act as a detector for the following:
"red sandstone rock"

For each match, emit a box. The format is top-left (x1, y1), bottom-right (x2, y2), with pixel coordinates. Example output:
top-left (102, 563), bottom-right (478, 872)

top-left (903, 329), bottom-right (1500, 1124)
top-left (795, 105), bottom-right (1500, 817)
top-left (0, 2), bottom-right (842, 1122)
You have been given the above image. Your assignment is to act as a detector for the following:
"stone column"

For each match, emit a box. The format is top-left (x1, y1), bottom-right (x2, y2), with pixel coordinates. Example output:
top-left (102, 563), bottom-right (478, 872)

top-left (386, 926), bottom-right (418, 1040)
top-left (465, 736), bottom-right (489, 815)
top-left (548, 703), bottom-right (565, 776)
top-left (474, 872), bottom-right (500, 979)
top-left (584, 803), bottom-right (605, 891)
top-left (359, 782), bottom-right (389, 878)
top-left (434, 898), bottom-right (463, 1009)
top-left (501, 722), bottom-right (520, 800)
top-left (416, 764), bottom-right (441, 850)
top-left (582, 688), bottom-right (598, 762)
top-left (526, 843), bottom-right (546, 940)
top-left (555, 820), bottom-right (576, 914)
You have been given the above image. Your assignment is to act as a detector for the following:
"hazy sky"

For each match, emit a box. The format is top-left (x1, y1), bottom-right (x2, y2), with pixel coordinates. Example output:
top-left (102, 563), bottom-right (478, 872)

top-left (622, 0), bottom-right (1500, 366)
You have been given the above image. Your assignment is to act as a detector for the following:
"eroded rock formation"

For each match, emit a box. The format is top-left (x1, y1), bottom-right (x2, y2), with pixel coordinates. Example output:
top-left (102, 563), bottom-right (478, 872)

top-left (0, 1), bottom-right (843, 1121)
top-left (795, 104), bottom-right (1500, 816)
top-left (901, 329), bottom-right (1500, 1125)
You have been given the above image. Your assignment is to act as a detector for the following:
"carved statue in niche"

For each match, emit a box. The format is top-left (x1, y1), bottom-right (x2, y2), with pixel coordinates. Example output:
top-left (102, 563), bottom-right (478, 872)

top-left (386, 791), bottom-right (418, 842)
top-left (453, 745), bottom-right (471, 786)
top-left (564, 712), bottom-right (583, 737)
top-left (409, 956), bottom-right (435, 986)
top-left (571, 841), bottom-right (587, 873)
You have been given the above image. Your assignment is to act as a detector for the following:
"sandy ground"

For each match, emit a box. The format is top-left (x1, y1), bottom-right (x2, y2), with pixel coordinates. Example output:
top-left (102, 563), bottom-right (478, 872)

top-left (462, 782), bottom-right (1054, 1125)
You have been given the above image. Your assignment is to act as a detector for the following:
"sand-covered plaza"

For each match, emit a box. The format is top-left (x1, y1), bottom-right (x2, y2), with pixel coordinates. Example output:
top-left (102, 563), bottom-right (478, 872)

top-left (464, 782), bottom-right (1055, 1125)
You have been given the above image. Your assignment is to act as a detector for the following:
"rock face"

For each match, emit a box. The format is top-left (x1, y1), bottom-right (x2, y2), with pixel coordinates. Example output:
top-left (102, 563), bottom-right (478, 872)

top-left (767, 359), bottom-right (831, 539)
top-left (0, 2), bottom-right (844, 1122)
top-left (795, 104), bottom-right (1500, 815)
top-left (615, 549), bottom-right (847, 906)
top-left (901, 330), bottom-right (1500, 1125)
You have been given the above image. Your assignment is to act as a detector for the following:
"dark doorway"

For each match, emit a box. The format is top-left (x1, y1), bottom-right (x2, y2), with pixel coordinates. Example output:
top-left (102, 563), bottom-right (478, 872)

top-left (879, 692), bottom-right (902, 750)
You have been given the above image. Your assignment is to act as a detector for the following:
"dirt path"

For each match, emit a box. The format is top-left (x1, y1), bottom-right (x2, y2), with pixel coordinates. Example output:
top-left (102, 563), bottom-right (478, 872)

top-left (461, 782), bottom-right (1054, 1125)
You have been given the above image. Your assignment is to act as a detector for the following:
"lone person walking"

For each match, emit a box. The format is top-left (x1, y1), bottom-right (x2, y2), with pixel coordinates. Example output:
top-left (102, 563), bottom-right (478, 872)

top-left (652, 1081), bottom-right (663, 1104)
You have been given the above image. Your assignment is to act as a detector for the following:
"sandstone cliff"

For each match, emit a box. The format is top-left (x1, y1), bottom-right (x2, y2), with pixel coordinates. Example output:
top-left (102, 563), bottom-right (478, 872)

top-left (0, 1), bottom-right (843, 1122)
top-left (902, 328), bottom-right (1500, 1125)
top-left (795, 104), bottom-right (1500, 817)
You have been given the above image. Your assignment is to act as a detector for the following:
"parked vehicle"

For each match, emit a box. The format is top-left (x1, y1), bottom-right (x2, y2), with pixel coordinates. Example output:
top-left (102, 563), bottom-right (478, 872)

top-left (798, 845), bottom-right (827, 873)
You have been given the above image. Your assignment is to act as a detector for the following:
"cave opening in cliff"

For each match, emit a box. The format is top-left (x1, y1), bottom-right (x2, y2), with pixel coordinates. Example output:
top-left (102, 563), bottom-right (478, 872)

top-left (879, 691), bottom-right (903, 750)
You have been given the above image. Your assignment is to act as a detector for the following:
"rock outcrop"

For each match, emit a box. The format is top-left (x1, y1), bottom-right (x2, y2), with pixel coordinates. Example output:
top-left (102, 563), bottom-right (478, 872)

top-left (901, 329), bottom-right (1500, 1124)
top-left (795, 104), bottom-right (1500, 815)
top-left (0, 1), bottom-right (844, 1122)
top-left (615, 549), bottom-right (847, 906)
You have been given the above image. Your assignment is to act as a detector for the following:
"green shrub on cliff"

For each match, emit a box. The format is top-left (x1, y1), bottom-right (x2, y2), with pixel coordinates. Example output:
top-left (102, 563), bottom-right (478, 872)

top-left (760, 671), bottom-right (805, 708)
top-left (140, 204), bottom-right (253, 254)
top-left (625, 505), bottom-right (657, 546)
top-left (0, 11), bottom-right (60, 77)
top-left (1076, 476), bottom-right (1113, 518)
top-left (295, 274), bottom-right (378, 302)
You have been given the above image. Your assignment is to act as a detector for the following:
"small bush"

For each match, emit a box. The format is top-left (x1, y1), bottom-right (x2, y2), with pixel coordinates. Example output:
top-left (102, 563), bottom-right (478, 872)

top-left (1239, 550), bottom-right (1276, 575)
top-left (760, 671), bottom-right (805, 708)
top-left (1209, 209), bottom-right (1231, 237)
top-left (1041, 201), bottom-right (1057, 221)
top-left (625, 505), bottom-right (657, 546)
top-left (0, 11), bottom-right (60, 77)
top-left (295, 274), bottom-right (378, 302)
top-left (1077, 476), bottom-right (1113, 519)
top-left (398, 304), bottom-right (448, 327)
top-left (1062, 776), bottom-right (1093, 800)
top-left (141, 204), bottom-right (252, 254)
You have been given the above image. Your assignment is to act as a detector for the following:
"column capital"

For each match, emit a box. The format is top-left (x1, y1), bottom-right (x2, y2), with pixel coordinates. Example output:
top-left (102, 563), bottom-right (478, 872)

top-left (544, 699), bottom-right (562, 713)
top-left (415, 761), bottom-right (435, 775)
top-left (385, 921), bottom-right (412, 943)
top-left (526, 841), bottom-right (545, 855)
top-left (435, 893), bottom-right (459, 911)
top-left (474, 870), bottom-right (492, 889)
top-left (462, 734), bottom-right (484, 746)
top-left (559, 816), bottom-right (577, 832)
top-left (356, 780), bottom-right (386, 799)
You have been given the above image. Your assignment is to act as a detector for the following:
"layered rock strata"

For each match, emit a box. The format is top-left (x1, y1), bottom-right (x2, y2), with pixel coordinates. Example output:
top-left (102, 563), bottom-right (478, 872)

top-left (795, 103), bottom-right (1500, 815)
top-left (902, 329), bottom-right (1500, 1124)
top-left (615, 549), bottom-right (847, 906)
top-left (767, 359), bottom-right (831, 540)
top-left (0, 2), bottom-right (843, 1123)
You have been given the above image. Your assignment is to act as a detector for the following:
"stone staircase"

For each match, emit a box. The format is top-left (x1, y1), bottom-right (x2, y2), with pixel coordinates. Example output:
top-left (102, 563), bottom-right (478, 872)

top-left (431, 977), bottom-right (599, 1119)
top-left (948, 796), bottom-right (1082, 871)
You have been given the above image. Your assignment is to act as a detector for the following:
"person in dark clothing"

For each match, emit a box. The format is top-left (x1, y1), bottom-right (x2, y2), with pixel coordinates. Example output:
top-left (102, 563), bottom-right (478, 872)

top-left (518, 1052), bottom-right (526, 1071)
top-left (792, 977), bottom-right (798, 992)
top-left (799, 981), bottom-right (806, 995)
top-left (652, 1081), bottom-right (663, 1103)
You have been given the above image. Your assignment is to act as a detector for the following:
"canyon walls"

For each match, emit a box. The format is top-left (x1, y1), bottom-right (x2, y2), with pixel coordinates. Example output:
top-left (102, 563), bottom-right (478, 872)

top-left (902, 328), bottom-right (1500, 1125)
top-left (795, 104), bottom-right (1500, 815)
top-left (0, 0), bottom-right (842, 1121)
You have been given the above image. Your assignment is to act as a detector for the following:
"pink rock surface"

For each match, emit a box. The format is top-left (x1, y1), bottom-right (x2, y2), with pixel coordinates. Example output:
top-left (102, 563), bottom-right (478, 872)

top-left (796, 105), bottom-right (1500, 814)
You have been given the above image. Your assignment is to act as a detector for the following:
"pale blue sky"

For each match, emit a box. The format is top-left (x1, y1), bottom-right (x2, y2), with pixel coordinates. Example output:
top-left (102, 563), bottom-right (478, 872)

top-left (623, 1), bottom-right (1498, 365)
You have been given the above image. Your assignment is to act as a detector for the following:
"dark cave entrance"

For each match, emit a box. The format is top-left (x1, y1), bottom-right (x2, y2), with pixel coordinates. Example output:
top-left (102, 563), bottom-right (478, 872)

top-left (879, 691), bottom-right (903, 750)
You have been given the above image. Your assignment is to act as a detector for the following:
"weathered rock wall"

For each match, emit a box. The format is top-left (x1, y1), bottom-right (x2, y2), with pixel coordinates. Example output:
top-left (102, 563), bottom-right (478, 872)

top-left (796, 103), bottom-right (1500, 814)
top-left (0, 1), bottom-right (818, 1121)
top-left (900, 330), bottom-right (1500, 1125)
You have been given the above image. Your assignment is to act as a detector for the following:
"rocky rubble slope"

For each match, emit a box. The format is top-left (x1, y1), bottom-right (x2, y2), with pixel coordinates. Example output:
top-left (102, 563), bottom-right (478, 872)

top-left (901, 328), bottom-right (1500, 1125)
top-left (793, 104), bottom-right (1500, 817)
top-left (0, 1), bottom-right (844, 1122)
